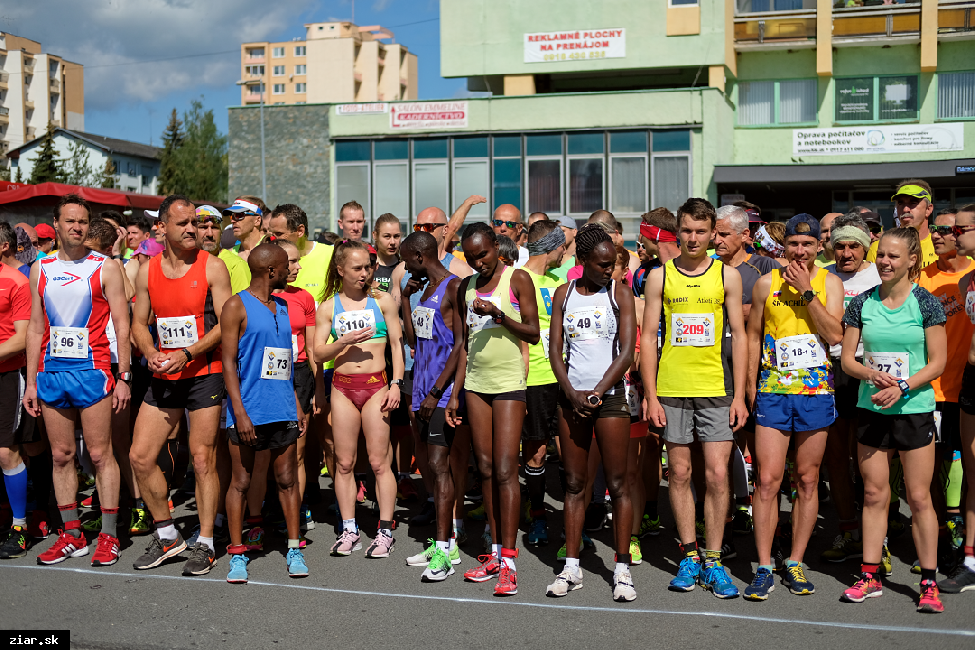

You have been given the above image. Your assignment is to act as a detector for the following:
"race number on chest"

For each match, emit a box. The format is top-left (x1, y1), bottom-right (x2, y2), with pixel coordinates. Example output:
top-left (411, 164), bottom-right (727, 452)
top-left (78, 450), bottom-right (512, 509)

top-left (158, 316), bottom-right (199, 348)
top-left (262, 346), bottom-right (291, 380)
top-left (775, 334), bottom-right (826, 371)
top-left (335, 309), bottom-right (376, 337)
top-left (51, 327), bottom-right (89, 359)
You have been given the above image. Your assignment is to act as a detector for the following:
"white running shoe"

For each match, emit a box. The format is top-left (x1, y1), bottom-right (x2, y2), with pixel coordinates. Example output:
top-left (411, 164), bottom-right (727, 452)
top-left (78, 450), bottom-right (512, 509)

top-left (613, 569), bottom-right (637, 602)
top-left (546, 565), bottom-right (584, 597)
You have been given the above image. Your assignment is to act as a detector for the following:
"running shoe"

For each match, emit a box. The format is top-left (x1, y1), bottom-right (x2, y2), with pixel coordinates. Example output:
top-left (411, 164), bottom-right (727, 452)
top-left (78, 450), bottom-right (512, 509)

top-left (743, 567), bottom-right (775, 601)
top-left (454, 526), bottom-right (468, 547)
top-left (917, 579), bottom-right (945, 613)
top-left (169, 499), bottom-right (175, 515)
top-left (301, 505), bottom-right (316, 531)
top-left (37, 530), bottom-right (89, 565)
top-left (820, 531), bottom-right (863, 563)
top-left (287, 548), bottom-right (309, 577)
top-left (546, 565), bottom-right (584, 597)
top-left (81, 515), bottom-right (102, 534)
top-left (77, 471), bottom-right (96, 491)
top-left (80, 493), bottom-right (96, 508)
top-left (668, 556), bottom-right (702, 592)
top-left (879, 542), bottom-right (893, 577)
top-left (330, 529), bottom-right (362, 556)
top-left (365, 530), bottom-right (395, 558)
top-left (355, 480), bottom-right (368, 504)
top-left (464, 554), bottom-right (501, 582)
top-left (613, 568), bottom-right (637, 602)
top-left (0, 526), bottom-right (31, 559)
top-left (465, 479), bottom-right (483, 502)
top-left (938, 563), bottom-right (975, 593)
top-left (887, 514), bottom-right (906, 539)
top-left (695, 520), bottom-right (705, 540)
top-left (638, 514), bottom-right (661, 538)
top-left (938, 539), bottom-right (960, 576)
top-left (721, 540), bottom-right (737, 561)
top-left (90, 533), bottom-right (120, 566)
top-left (781, 563), bottom-right (815, 595)
top-left (527, 519), bottom-right (549, 546)
top-left (410, 500), bottom-right (437, 526)
top-left (320, 465), bottom-right (329, 477)
top-left (584, 502), bottom-right (607, 532)
top-left (468, 503), bottom-right (486, 521)
top-left (629, 536), bottom-right (643, 565)
top-left (556, 538), bottom-right (585, 561)
top-left (481, 529), bottom-right (492, 552)
top-left (700, 562), bottom-right (739, 599)
top-left (182, 542), bottom-right (216, 576)
top-left (407, 539), bottom-right (437, 566)
top-left (28, 511), bottom-right (49, 540)
top-left (243, 526), bottom-right (265, 552)
top-left (732, 506), bottom-right (753, 535)
top-left (420, 547), bottom-right (455, 582)
top-left (133, 531), bottom-right (186, 570)
top-left (227, 554), bottom-right (249, 584)
top-left (397, 477), bottom-right (419, 503)
top-left (582, 531), bottom-right (594, 548)
top-left (910, 559), bottom-right (922, 575)
top-left (494, 563), bottom-right (517, 596)
top-left (770, 536), bottom-right (786, 572)
top-left (129, 507), bottom-right (151, 536)
top-left (841, 572), bottom-right (882, 603)
top-left (947, 515), bottom-right (964, 550)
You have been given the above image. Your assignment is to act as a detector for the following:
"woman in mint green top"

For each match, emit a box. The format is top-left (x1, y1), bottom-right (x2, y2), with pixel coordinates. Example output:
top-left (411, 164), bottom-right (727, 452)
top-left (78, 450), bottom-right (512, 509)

top-left (839, 227), bottom-right (947, 611)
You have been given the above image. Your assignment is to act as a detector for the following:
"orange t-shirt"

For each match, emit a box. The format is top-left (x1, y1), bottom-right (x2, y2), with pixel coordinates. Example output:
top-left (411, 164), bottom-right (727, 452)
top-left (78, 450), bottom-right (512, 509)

top-left (918, 261), bottom-right (973, 402)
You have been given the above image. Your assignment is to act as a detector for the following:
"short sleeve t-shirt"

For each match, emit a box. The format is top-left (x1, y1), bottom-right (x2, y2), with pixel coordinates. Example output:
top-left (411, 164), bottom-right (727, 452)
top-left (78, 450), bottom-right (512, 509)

top-left (830, 263), bottom-right (881, 358)
top-left (0, 263), bottom-right (32, 372)
top-left (277, 286), bottom-right (317, 363)
top-left (736, 254), bottom-right (778, 305)
top-left (218, 248), bottom-right (251, 295)
top-left (917, 261), bottom-right (973, 403)
top-left (843, 284), bottom-right (945, 415)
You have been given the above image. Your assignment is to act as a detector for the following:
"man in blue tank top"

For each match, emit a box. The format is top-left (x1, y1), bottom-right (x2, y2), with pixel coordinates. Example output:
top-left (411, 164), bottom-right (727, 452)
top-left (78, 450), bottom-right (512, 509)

top-left (220, 243), bottom-right (307, 584)
top-left (399, 232), bottom-right (466, 582)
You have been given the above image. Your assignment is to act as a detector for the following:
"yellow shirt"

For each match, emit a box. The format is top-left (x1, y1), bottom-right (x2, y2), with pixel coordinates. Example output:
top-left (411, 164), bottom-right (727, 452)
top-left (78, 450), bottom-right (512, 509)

top-left (292, 242), bottom-right (335, 305)
top-left (464, 267), bottom-right (526, 393)
top-left (218, 249), bottom-right (251, 294)
top-left (866, 233), bottom-right (937, 268)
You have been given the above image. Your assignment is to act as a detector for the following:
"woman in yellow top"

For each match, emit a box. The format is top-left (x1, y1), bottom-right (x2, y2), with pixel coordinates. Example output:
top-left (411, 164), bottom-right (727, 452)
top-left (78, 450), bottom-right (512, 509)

top-left (447, 222), bottom-right (539, 597)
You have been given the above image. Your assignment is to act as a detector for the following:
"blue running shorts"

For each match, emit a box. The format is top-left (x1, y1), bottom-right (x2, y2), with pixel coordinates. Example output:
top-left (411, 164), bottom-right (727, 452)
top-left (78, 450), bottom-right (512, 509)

top-left (37, 369), bottom-right (114, 409)
top-left (754, 392), bottom-right (836, 433)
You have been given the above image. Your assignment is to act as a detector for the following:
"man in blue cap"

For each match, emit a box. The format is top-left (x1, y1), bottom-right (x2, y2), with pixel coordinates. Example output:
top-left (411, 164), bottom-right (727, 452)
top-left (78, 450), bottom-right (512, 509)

top-left (743, 212), bottom-right (845, 601)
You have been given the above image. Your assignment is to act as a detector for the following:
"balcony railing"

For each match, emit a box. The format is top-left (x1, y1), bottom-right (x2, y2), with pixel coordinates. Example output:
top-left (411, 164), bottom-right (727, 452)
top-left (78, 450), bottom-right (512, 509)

top-left (832, 4), bottom-right (920, 39)
top-left (26, 127), bottom-right (35, 139)
top-left (939, 1), bottom-right (975, 33)
top-left (734, 10), bottom-right (817, 44)
top-left (0, 107), bottom-right (8, 115)
top-left (244, 92), bottom-right (265, 102)
top-left (245, 54), bottom-right (265, 63)
top-left (23, 65), bottom-right (34, 74)
top-left (49, 78), bottom-right (60, 92)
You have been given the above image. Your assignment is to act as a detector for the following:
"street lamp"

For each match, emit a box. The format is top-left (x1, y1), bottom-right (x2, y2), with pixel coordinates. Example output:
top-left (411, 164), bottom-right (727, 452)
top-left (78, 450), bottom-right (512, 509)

top-left (235, 78), bottom-right (267, 203)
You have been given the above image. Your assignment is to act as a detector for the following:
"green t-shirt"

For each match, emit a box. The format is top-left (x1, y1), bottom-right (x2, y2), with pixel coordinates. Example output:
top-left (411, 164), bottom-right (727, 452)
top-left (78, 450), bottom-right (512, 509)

top-left (843, 284), bottom-right (946, 415)
top-left (524, 268), bottom-right (565, 387)
top-left (551, 257), bottom-right (575, 282)
top-left (218, 249), bottom-right (251, 295)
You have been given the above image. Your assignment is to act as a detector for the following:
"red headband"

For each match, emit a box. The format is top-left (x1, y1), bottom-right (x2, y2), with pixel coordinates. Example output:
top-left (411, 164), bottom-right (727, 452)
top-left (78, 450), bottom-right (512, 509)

top-left (640, 222), bottom-right (677, 243)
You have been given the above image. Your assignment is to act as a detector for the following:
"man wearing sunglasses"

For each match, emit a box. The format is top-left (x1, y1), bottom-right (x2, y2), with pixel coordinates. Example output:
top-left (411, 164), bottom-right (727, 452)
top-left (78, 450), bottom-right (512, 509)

top-left (492, 204), bottom-right (529, 267)
top-left (861, 212), bottom-right (884, 243)
top-left (866, 180), bottom-right (938, 268)
top-left (223, 197), bottom-right (268, 263)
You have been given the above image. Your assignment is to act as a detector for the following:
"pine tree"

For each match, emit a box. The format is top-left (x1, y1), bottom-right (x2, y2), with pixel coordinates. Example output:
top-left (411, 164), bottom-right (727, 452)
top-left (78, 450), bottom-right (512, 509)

top-left (157, 109), bottom-right (185, 195)
top-left (63, 140), bottom-right (97, 186)
top-left (28, 123), bottom-right (66, 184)
top-left (13, 166), bottom-right (22, 183)
top-left (98, 158), bottom-right (117, 189)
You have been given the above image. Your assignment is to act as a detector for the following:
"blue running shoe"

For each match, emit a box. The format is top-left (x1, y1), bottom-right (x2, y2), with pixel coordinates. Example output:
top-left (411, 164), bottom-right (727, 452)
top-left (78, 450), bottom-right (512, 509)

top-left (743, 567), bottom-right (775, 601)
top-left (781, 562), bottom-right (815, 595)
top-left (668, 556), bottom-right (701, 592)
top-left (701, 562), bottom-right (739, 599)
top-left (527, 519), bottom-right (549, 546)
top-left (226, 554), bottom-right (249, 584)
top-left (287, 548), bottom-right (309, 578)
top-left (581, 531), bottom-right (595, 548)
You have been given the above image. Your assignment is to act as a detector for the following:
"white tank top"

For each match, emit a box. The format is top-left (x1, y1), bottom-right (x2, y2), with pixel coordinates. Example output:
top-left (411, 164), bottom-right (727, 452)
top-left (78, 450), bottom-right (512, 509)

top-left (562, 279), bottom-right (620, 393)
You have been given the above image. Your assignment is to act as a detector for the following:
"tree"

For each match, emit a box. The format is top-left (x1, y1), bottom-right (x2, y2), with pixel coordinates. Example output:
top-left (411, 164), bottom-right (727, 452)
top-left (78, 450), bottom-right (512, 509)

top-left (158, 100), bottom-right (227, 203)
top-left (157, 109), bottom-right (185, 195)
top-left (28, 123), bottom-right (66, 184)
top-left (0, 167), bottom-right (9, 182)
top-left (97, 158), bottom-right (117, 189)
top-left (13, 166), bottom-right (21, 183)
top-left (63, 140), bottom-right (97, 186)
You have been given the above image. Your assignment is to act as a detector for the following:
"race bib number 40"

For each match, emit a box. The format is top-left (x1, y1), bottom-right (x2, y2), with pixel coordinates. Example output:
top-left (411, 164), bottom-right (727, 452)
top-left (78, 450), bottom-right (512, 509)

top-left (413, 306), bottom-right (436, 339)
top-left (564, 306), bottom-right (610, 341)
top-left (262, 346), bottom-right (291, 380)
top-left (157, 316), bottom-right (199, 348)
top-left (51, 327), bottom-right (89, 359)
top-left (775, 334), bottom-right (826, 371)
top-left (335, 309), bottom-right (376, 337)
top-left (670, 313), bottom-right (715, 347)
top-left (865, 351), bottom-right (909, 379)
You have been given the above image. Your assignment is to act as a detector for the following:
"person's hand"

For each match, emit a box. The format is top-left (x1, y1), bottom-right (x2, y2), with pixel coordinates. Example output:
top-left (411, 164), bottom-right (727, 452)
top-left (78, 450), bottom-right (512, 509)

top-left (445, 394), bottom-right (461, 428)
top-left (313, 375), bottom-right (329, 416)
top-left (22, 384), bottom-right (40, 418)
top-left (471, 297), bottom-right (498, 319)
top-left (147, 351), bottom-right (172, 373)
top-left (465, 195), bottom-right (488, 207)
top-left (782, 260), bottom-right (813, 294)
top-left (380, 386), bottom-right (401, 413)
top-left (339, 326), bottom-right (374, 346)
top-left (566, 389), bottom-right (596, 417)
top-left (867, 370), bottom-right (898, 389)
top-left (418, 392), bottom-right (439, 421)
top-left (112, 228), bottom-right (126, 258)
top-left (643, 397), bottom-right (666, 428)
top-left (297, 401), bottom-right (308, 437)
top-left (402, 277), bottom-right (425, 299)
top-left (159, 351), bottom-right (189, 375)
top-left (871, 385), bottom-right (902, 409)
top-left (730, 397), bottom-right (749, 432)
top-left (236, 413), bottom-right (257, 445)
top-left (113, 379), bottom-right (131, 414)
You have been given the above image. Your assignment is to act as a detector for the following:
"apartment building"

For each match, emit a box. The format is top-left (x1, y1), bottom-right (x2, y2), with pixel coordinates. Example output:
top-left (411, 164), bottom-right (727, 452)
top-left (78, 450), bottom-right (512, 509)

top-left (239, 21), bottom-right (418, 107)
top-left (0, 31), bottom-right (84, 172)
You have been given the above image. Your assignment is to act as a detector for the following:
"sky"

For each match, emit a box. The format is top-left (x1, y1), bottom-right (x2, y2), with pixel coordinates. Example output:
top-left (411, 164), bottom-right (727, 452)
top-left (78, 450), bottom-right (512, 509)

top-left (2, 0), bottom-right (464, 146)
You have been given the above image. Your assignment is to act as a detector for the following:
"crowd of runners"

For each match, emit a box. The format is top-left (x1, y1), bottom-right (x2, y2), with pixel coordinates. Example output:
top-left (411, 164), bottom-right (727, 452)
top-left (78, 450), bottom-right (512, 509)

top-left (1, 179), bottom-right (974, 614)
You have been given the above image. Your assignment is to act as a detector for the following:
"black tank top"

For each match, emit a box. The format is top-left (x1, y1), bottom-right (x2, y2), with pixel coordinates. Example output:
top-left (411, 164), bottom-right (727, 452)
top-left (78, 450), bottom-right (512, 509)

top-left (374, 261), bottom-right (398, 293)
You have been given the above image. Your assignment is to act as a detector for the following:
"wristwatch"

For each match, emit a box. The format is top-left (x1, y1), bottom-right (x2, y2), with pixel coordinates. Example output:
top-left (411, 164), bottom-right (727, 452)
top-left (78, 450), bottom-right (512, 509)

top-left (897, 379), bottom-right (911, 398)
top-left (492, 311), bottom-right (506, 325)
top-left (182, 349), bottom-right (193, 363)
top-left (801, 290), bottom-right (816, 304)
top-left (116, 371), bottom-right (133, 383)
top-left (429, 385), bottom-right (444, 399)
top-left (390, 378), bottom-right (404, 388)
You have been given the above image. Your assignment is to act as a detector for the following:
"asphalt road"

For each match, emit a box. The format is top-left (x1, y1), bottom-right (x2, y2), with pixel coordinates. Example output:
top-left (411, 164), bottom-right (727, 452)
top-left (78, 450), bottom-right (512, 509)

top-left (1, 472), bottom-right (973, 650)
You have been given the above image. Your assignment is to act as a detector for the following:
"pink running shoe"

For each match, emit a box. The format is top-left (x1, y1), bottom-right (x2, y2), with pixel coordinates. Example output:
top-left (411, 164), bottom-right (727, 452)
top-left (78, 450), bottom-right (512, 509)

top-left (463, 554), bottom-right (501, 582)
top-left (917, 580), bottom-right (945, 613)
top-left (243, 526), bottom-right (265, 552)
top-left (494, 563), bottom-right (518, 596)
top-left (841, 573), bottom-right (882, 603)
top-left (356, 480), bottom-right (368, 504)
top-left (365, 530), bottom-right (395, 558)
top-left (330, 529), bottom-right (362, 556)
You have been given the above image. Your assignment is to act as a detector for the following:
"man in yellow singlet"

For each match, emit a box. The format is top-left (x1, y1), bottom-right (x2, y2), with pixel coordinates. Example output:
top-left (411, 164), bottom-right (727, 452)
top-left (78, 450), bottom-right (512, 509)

top-left (865, 179), bottom-right (938, 268)
top-left (744, 213), bottom-right (845, 601)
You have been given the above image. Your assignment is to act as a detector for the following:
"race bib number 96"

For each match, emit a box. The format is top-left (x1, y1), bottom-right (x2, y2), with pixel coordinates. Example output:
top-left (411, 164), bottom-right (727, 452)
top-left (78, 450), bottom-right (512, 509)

top-left (51, 327), bottom-right (89, 359)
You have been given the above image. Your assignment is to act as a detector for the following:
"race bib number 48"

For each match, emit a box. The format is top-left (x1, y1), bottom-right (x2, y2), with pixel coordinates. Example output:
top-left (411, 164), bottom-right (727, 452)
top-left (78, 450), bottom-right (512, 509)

top-left (335, 309), bottom-right (376, 337)
top-left (775, 334), bottom-right (826, 371)
top-left (51, 327), bottom-right (89, 359)
top-left (413, 306), bottom-right (436, 339)
top-left (157, 316), bottom-right (199, 348)
top-left (670, 313), bottom-right (715, 347)
top-left (262, 346), bottom-right (291, 380)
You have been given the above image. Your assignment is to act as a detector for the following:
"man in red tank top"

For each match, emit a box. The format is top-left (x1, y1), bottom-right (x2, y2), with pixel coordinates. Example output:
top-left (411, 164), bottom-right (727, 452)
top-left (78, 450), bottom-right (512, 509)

top-left (129, 195), bottom-right (232, 577)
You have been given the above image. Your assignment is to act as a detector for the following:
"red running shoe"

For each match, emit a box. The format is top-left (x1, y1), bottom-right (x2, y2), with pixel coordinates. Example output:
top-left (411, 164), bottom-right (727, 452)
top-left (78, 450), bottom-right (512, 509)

top-left (36, 530), bottom-right (89, 565)
top-left (91, 533), bottom-right (121, 566)
top-left (463, 554), bottom-right (501, 582)
top-left (494, 563), bottom-right (518, 596)
top-left (917, 580), bottom-right (945, 613)
top-left (397, 477), bottom-right (419, 503)
top-left (28, 510), bottom-right (49, 540)
top-left (356, 480), bottom-right (368, 504)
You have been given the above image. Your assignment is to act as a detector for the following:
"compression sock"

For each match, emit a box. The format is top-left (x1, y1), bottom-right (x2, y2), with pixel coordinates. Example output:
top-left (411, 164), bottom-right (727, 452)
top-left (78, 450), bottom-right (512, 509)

top-left (100, 507), bottom-right (118, 536)
top-left (2, 463), bottom-right (28, 527)
top-left (524, 463), bottom-right (546, 518)
top-left (59, 502), bottom-right (81, 538)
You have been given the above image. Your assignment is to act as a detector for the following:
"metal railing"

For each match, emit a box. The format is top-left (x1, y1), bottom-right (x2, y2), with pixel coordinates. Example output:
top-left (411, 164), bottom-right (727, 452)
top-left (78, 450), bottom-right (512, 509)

top-left (832, 4), bottom-right (921, 39)
top-left (0, 107), bottom-right (9, 116)
top-left (939, 0), bottom-right (975, 33)
top-left (734, 11), bottom-right (817, 43)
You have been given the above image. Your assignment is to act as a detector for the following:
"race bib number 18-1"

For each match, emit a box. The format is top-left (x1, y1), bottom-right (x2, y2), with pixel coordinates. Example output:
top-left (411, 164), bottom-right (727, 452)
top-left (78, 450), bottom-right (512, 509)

top-left (775, 334), bottom-right (826, 371)
top-left (51, 327), bottom-right (89, 359)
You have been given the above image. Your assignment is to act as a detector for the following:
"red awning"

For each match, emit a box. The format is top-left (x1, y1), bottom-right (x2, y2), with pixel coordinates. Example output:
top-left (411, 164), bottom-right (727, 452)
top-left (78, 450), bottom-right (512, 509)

top-left (0, 182), bottom-right (167, 209)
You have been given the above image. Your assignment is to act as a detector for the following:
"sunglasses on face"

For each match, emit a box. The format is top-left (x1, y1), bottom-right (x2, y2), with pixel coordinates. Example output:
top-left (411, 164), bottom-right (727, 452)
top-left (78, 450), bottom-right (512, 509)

top-left (869, 224), bottom-right (883, 234)
top-left (951, 225), bottom-right (975, 238)
top-left (230, 213), bottom-right (258, 222)
top-left (930, 225), bottom-right (954, 236)
top-left (413, 222), bottom-right (446, 233)
top-left (492, 220), bottom-right (521, 229)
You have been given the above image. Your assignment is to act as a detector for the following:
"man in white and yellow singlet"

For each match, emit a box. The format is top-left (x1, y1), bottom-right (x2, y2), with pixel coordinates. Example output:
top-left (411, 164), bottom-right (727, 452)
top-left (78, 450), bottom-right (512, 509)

top-left (744, 213), bottom-right (844, 601)
top-left (641, 197), bottom-right (748, 599)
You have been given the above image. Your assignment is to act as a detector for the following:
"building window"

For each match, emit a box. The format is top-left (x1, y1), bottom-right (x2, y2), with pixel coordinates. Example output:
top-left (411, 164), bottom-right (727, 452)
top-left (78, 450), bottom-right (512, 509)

top-left (272, 84), bottom-right (285, 94)
top-left (526, 134), bottom-right (563, 214)
top-left (738, 79), bottom-right (816, 126)
top-left (295, 83), bottom-right (307, 93)
top-left (735, 0), bottom-right (805, 13)
top-left (295, 65), bottom-right (307, 75)
top-left (670, 0), bottom-right (698, 4)
top-left (272, 65), bottom-right (285, 76)
top-left (413, 139), bottom-right (449, 214)
top-left (567, 132), bottom-right (604, 214)
top-left (609, 131), bottom-right (648, 215)
top-left (141, 175), bottom-right (150, 187)
top-left (938, 71), bottom-right (975, 120)
top-left (652, 155), bottom-right (690, 215)
top-left (374, 162), bottom-right (409, 224)
top-left (246, 48), bottom-right (264, 58)
top-left (127, 162), bottom-right (136, 175)
top-left (245, 65), bottom-right (264, 76)
top-left (272, 47), bottom-right (285, 58)
top-left (835, 75), bottom-right (919, 122)
top-left (336, 164), bottom-right (370, 222)
top-left (453, 136), bottom-right (490, 218)
top-left (295, 45), bottom-right (306, 56)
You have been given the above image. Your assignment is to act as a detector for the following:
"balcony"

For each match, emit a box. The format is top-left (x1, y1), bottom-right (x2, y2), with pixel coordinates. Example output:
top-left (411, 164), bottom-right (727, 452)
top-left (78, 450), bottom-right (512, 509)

top-left (832, 3), bottom-right (920, 43)
top-left (939, 0), bottom-right (975, 35)
top-left (24, 101), bottom-right (34, 111)
top-left (26, 127), bottom-right (35, 139)
top-left (244, 92), bottom-right (265, 103)
top-left (0, 73), bottom-right (7, 89)
top-left (49, 119), bottom-right (60, 128)
top-left (24, 64), bottom-right (34, 74)
top-left (49, 78), bottom-right (59, 92)
top-left (734, 9), bottom-right (817, 48)
top-left (0, 108), bottom-right (8, 124)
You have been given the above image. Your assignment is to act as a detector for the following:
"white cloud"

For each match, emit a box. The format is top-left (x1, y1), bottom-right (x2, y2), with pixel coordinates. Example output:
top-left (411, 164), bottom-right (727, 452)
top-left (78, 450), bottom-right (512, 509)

top-left (372, 0), bottom-right (393, 12)
top-left (2, 0), bottom-right (320, 110)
